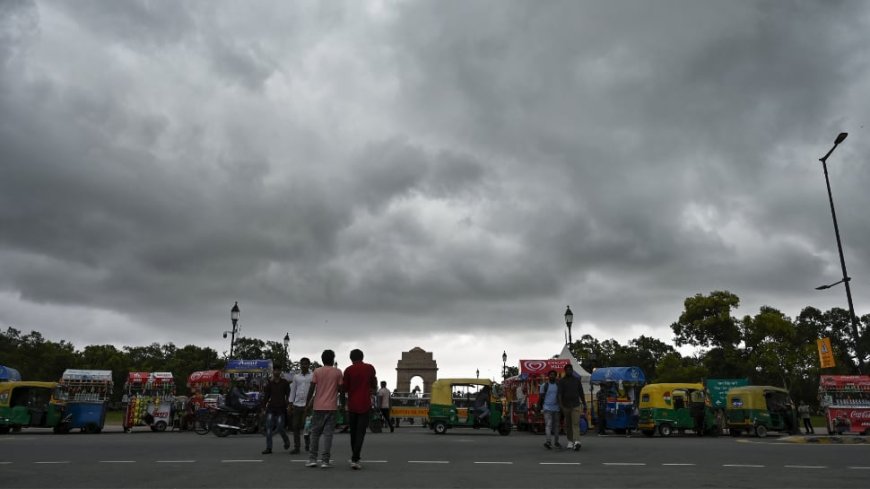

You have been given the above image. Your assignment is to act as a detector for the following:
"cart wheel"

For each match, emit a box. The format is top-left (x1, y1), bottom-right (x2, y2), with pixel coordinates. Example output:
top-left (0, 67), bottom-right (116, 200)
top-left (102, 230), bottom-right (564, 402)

top-left (433, 421), bottom-right (448, 434)
top-left (658, 423), bottom-right (673, 437)
top-left (53, 424), bottom-right (70, 434)
top-left (154, 421), bottom-right (167, 432)
top-left (498, 423), bottom-right (511, 436)
top-left (754, 425), bottom-right (767, 438)
top-left (641, 430), bottom-right (655, 437)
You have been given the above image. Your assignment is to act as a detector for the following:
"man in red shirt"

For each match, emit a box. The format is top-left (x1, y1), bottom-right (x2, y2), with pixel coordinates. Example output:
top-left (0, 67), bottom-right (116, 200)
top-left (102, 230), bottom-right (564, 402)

top-left (343, 348), bottom-right (378, 470)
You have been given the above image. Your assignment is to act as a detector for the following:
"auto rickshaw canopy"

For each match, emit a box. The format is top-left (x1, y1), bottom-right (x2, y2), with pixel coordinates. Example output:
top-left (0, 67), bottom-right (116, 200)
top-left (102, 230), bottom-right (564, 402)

top-left (639, 383), bottom-right (705, 409)
top-left (430, 378), bottom-right (493, 405)
top-left (726, 385), bottom-right (791, 410)
top-left (0, 381), bottom-right (58, 407)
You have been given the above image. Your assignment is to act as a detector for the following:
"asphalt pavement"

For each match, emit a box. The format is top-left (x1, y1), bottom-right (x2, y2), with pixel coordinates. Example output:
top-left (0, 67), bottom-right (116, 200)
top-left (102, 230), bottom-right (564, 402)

top-left (2, 425), bottom-right (869, 488)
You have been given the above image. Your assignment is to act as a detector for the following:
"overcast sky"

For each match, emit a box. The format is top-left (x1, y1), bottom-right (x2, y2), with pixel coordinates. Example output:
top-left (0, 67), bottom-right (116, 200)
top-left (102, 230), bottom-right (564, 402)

top-left (2, 0), bottom-right (870, 385)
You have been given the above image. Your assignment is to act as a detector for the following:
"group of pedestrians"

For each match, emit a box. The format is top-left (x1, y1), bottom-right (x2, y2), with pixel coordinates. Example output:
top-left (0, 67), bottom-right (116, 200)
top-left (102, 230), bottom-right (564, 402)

top-left (260, 348), bottom-right (380, 470)
top-left (538, 364), bottom-right (587, 451)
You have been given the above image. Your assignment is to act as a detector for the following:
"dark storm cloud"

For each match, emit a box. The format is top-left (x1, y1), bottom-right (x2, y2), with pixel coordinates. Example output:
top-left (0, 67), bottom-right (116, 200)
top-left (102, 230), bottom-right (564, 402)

top-left (1, 0), bottom-right (870, 372)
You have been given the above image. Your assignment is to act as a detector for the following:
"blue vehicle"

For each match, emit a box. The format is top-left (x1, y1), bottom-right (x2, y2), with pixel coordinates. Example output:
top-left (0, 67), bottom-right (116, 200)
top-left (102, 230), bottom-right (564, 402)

top-left (55, 369), bottom-right (114, 434)
top-left (590, 366), bottom-right (646, 434)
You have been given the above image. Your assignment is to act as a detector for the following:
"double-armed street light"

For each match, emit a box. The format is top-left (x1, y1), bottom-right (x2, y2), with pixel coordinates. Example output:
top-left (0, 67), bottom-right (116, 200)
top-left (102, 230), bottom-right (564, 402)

top-left (223, 301), bottom-right (241, 359)
top-left (814, 132), bottom-right (865, 372)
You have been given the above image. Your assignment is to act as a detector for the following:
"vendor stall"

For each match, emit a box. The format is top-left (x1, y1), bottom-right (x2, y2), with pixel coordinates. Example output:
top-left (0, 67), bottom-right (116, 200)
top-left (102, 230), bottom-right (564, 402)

top-left (122, 371), bottom-right (176, 432)
top-left (819, 374), bottom-right (870, 435)
top-left (590, 366), bottom-right (646, 434)
top-left (55, 369), bottom-right (114, 434)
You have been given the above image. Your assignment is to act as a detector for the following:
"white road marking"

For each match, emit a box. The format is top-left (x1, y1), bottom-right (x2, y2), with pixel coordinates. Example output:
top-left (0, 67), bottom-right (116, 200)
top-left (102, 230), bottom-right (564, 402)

top-left (603, 462), bottom-right (646, 466)
top-left (474, 461), bottom-right (513, 464)
top-left (156, 460), bottom-right (196, 463)
top-left (848, 466), bottom-right (870, 470)
top-left (784, 465), bottom-right (826, 469)
top-left (0, 462), bottom-right (12, 464)
top-left (408, 460), bottom-right (449, 464)
top-left (662, 463), bottom-right (696, 466)
top-left (221, 459), bottom-right (262, 463)
top-left (34, 461), bottom-right (70, 464)
top-left (364, 460), bottom-right (388, 463)
top-left (540, 462), bottom-right (580, 465)
top-left (723, 464), bottom-right (765, 468)
top-left (99, 460), bottom-right (136, 463)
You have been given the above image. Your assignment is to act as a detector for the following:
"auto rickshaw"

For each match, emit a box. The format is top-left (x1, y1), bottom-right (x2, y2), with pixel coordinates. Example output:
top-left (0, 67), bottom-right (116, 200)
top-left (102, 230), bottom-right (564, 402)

top-left (428, 378), bottom-right (511, 435)
top-left (726, 385), bottom-right (798, 437)
top-left (0, 381), bottom-right (63, 434)
top-left (637, 383), bottom-right (719, 437)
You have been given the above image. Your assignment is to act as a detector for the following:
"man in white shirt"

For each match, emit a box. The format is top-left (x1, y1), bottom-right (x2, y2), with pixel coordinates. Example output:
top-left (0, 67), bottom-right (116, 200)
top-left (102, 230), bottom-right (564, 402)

top-left (288, 357), bottom-right (313, 454)
top-left (377, 381), bottom-right (393, 432)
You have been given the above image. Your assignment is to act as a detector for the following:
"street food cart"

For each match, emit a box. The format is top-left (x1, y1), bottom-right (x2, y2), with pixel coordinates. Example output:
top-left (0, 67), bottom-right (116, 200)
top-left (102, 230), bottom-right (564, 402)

top-left (188, 370), bottom-right (229, 399)
top-left (590, 366), bottom-right (646, 434)
top-left (224, 359), bottom-right (273, 409)
top-left (55, 369), bottom-right (114, 434)
top-left (819, 375), bottom-right (870, 435)
top-left (506, 358), bottom-right (573, 432)
top-left (122, 371), bottom-right (176, 432)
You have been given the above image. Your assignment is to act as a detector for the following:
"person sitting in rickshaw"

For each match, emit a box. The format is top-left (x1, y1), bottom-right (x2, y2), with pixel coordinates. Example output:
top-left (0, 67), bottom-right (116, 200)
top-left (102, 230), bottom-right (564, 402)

top-left (226, 380), bottom-right (251, 414)
top-left (689, 389), bottom-right (706, 436)
top-left (473, 385), bottom-right (491, 426)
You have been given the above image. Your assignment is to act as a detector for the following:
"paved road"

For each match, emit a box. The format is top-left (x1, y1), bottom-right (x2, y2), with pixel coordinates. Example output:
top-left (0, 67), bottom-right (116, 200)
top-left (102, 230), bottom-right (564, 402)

top-left (2, 426), bottom-right (869, 488)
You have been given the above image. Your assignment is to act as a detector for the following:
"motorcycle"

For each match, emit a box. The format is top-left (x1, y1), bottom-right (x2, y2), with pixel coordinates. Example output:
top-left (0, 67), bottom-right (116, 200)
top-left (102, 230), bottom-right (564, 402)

top-left (210, 406), bottom-right (262, 437)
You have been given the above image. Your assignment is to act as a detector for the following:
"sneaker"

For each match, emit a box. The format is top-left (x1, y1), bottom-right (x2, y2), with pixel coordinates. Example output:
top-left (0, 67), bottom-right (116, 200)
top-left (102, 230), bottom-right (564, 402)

top-left (283, 442), bottom-right (290, 450)
top-left (306, 461), bottom-right (318, 468)
top-left (554, 442), bottom-right (562, 449)
top-left (566, 441), bottom-right (574, 449)
top-left (290, 448), bottom-right (300, 454)
top-left (350, 461), bottom-right (361, 470)
top-left (320, 462), bottom-right (333, 469)
top-left (543, 441), bottom-right (552, 449)
top-left (262, 449), bottom-right (272, 454)
top-left (573, 442), bottom-right (581, 451)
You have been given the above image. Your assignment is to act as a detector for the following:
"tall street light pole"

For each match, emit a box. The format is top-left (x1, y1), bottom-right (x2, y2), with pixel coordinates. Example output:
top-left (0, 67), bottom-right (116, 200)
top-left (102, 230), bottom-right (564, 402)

top-left (816, 132), bottom-right (864, 373)
top-left (226, 301), bottom-right (240, 359)
top-left (283, 332), bottom-right (290, 370)
top-left (564, 306), bottom-right (574, 346)
top-left (502, 350), bottom-right (507, 382)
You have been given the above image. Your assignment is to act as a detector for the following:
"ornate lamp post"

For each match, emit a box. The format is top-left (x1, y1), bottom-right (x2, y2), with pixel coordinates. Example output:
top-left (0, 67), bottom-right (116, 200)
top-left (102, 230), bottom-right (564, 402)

top-left (502, 350), bottom-right (508, 381)
top-left (815, 132), bottom-right (864, 372)
top-left (223, 301), bottom-right (241, 359)
top-left (283, 332), bottom-right (290, 369)
top-left (476, 368), bottom-right (479, 379)
top-left (564, 306), bottom-right (574, 345)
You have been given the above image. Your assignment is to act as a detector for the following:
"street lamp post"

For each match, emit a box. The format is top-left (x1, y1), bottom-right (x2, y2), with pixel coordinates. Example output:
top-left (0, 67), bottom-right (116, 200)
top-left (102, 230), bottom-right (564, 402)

top-left (564, 306), bottom-right (574, 345)
top-left (816, 132), bottom-right (865, 373)
top-left (502, 351), bottom-right (508, 381)
top-left (223, 301), bottom-right (241, 359)
top-left (476, 368), bottom-right (479, 379)
top-left (283, 332), bottom-right (290, 370)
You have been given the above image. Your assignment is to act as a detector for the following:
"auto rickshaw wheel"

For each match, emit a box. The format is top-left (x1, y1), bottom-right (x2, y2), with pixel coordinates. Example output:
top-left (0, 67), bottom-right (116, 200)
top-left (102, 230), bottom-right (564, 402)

top-left (754, 425), bottom-right (767, 438)
top-left (729, 428), bottom-right (741, 437)
top-left (433, 421), bottom-right (448, 434)
top-left (153, 421), bottom-right (168, 432)
top-left (658, 423), bottom-right (673, 437)
top-left (0, 426), bottom-right (10, 435)
top-left (53, 424), bottom-right (70, 434)
top-left (641, 430), bottom-right (655, 437)
top-left (11, 426), bottom-right (22, 433)
top-left (497, 423), bottom-right (511, 436)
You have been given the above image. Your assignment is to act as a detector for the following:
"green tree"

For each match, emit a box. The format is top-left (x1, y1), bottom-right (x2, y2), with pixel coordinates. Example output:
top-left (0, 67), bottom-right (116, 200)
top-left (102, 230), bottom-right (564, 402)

top-left (671, 291), bottom-right (741, 349)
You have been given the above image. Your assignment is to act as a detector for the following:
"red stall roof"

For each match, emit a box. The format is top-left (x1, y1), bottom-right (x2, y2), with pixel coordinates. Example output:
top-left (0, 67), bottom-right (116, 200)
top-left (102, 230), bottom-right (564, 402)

top-left (188, 370), bottom-right (228, 385)
top-left (519, 359), bottom-right (571, 376)
top-left (820, 375), bottom-right (870, 389)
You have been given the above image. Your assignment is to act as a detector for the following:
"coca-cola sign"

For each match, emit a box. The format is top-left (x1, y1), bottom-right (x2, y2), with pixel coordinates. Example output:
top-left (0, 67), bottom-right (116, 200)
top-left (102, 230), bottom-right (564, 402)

top-left (826, 407), bottom-right (870, 432)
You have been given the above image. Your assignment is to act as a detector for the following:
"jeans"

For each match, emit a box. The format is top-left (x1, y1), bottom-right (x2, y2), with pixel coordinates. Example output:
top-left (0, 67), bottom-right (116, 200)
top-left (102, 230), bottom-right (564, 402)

top-left (543, 410), bottom-right (560, 442)
top-left (348, 411), bottom-right (370, 463)
top-left (308, 410), bottom-right (336, 463)
top-left (380, 408), bottom-right (393, 431)
top-left (290, 406), bottom-right (306, 449)
top-left (265, 409), bottom-right (289, 450)
top-left (802, 417), bottom-right (814, 434)
top-left (562, 406), bottom-right (583, 443)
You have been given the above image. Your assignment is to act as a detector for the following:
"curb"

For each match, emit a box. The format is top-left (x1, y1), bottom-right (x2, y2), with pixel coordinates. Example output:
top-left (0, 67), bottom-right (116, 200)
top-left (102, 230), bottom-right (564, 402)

top-left (781, 435), bottom-right (869, 444)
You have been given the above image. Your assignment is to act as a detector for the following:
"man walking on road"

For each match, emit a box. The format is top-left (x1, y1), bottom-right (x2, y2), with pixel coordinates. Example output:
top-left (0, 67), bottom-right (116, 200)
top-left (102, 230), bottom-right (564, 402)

top-left (306, 350), bottom-right (343, 469)
top-left (558, 364), bottom-right (586, 451)
top-left (540, 369), bottom-right (561, 449)
top-left (377, 381), bottom-right (394, 432)
top-left (261, 367), bottom-right (291, 454)
top-left (289, 357), bottom-right (313, 453)
top-left (344, 349), bottom-right (378, 470)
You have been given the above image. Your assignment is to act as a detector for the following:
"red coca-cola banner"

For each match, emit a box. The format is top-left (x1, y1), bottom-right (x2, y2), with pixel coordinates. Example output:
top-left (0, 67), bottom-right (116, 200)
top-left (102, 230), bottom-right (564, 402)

top-left (820, 375), bottom-right (870, 390)
top-left (519, 359), bottom-right (571, 376)
top-left (825, 407), bottom-right (870, 434)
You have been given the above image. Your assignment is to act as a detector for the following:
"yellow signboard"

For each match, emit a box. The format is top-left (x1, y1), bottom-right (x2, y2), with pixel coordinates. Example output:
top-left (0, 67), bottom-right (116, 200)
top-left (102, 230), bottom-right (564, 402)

top-left (817, 337), bottom-right (835, 369)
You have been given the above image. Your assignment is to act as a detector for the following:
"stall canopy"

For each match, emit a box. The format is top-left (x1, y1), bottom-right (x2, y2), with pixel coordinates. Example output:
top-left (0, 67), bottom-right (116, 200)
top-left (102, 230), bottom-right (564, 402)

top-left (61, 369), bottom-right (113, 382)
top-left (127, 372), bottom-right (150, 383)
top-left (151, 372), bottom-right (174, 384)
top-left (187, 370), bottom-right (228, 386)
top-left (0, 365), bottom-right (22, 382)
top-left (590, 366), bottom-right (646, 385)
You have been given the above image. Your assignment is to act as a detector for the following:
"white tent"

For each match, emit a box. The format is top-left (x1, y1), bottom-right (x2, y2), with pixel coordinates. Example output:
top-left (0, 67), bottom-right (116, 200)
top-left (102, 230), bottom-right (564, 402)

top-left (555, 344), bottom-right (597, 397)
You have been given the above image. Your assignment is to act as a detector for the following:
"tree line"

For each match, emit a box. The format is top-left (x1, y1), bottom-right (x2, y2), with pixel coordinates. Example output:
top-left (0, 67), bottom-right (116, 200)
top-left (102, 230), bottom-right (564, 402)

top-left (2, 290), bottom-right (866, 406)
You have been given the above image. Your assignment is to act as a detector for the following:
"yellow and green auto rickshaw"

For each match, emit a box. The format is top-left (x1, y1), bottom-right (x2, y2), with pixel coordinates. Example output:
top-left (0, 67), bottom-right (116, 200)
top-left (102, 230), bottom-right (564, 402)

top-left (637, 383), bottom-right (719, 437)
top-left (427, 378), bottom-right (511, 435)
top-left (726, 385), bottom-right (798, 437)
top-left (0, 381), bottom-right (64, 434)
